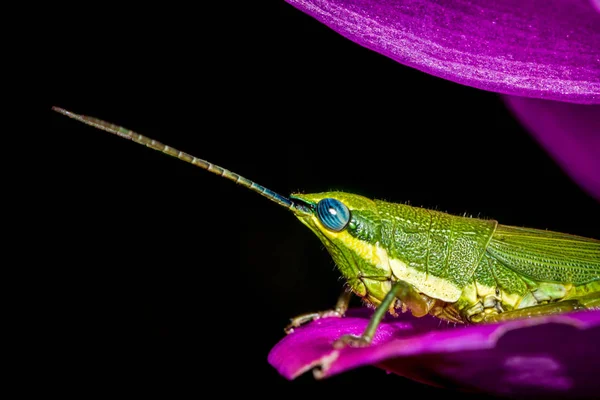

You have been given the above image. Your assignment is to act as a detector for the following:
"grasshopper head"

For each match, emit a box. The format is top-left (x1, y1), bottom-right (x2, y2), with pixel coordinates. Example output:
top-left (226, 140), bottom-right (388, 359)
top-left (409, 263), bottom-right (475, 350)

top-left (290, 192), bottom-right (392, 306)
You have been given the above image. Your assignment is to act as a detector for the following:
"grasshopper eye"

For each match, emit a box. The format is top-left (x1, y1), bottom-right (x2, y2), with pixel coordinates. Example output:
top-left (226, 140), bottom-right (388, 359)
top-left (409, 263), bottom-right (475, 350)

top-left (316, 198), bottom-right (350, 232)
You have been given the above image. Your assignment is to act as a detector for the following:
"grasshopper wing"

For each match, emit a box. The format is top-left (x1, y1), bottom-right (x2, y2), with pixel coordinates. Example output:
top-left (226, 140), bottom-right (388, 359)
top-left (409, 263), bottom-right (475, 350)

top-left (486, 225), bottom-right (600, 285)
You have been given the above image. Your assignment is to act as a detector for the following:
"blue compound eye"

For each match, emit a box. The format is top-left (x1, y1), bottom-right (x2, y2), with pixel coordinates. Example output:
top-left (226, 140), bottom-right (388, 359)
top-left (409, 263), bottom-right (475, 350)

top-left (316, 198), bottom-right (350, 232)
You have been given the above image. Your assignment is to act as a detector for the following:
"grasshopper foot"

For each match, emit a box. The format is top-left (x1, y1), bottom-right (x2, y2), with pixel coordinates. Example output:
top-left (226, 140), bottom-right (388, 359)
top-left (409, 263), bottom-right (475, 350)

top-left (333, 334), bottom-right (371, 349)
top-left (284, 310), bottom-right (343, 334)
top-left (285, 290), bottom-right (352, 334)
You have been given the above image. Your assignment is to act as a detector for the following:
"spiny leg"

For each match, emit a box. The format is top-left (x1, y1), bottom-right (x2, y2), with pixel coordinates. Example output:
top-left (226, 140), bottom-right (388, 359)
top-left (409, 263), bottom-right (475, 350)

top-left (484, 292), bottom-right (600, 323)
top-left (578, 292), bottom-right (600, 309)
top-left (333, 280), bottom-right (428, 349)
top-left (582, 297), bottom-right (600, 309)
top-left (285, 289), bottom-right (352, 334)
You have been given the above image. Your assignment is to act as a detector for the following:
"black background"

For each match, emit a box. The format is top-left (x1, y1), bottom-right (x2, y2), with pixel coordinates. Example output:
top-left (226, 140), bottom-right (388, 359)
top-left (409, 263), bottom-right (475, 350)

top-left (45, 1), bottom-right (598, 394)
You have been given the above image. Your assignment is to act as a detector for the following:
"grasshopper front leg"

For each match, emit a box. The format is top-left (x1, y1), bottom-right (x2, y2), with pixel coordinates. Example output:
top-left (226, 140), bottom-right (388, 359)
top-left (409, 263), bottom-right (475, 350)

top-left (285, 289), bottom-right (352, 334)
top-left (333, 280), bottom-right (430, 349)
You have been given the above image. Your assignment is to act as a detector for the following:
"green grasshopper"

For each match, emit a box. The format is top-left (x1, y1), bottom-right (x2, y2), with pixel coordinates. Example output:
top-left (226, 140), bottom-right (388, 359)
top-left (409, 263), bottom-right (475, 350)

top-left (53, 107), bottom-right (600, 348)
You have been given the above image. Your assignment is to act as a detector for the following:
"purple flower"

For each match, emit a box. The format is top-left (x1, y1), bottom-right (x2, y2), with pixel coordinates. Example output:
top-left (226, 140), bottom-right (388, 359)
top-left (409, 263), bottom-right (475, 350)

top-left (268, 0), bottom-right (600, 395)
top-left (284, 0), bottom-right (600, 200)
top-left (268, 308), bottom-right (600, 397)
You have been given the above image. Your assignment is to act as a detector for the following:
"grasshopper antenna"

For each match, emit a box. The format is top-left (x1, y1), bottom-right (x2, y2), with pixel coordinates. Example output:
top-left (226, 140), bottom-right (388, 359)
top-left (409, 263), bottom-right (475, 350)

top-left (52, 107), bottom-right (311, 214)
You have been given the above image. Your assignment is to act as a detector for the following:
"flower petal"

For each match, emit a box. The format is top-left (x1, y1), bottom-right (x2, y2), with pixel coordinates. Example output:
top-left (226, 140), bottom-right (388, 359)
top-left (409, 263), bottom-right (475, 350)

top-left (268, 308), bottom-right (600, 397)
top-left (285, 0), bottom-right (600, 103)
top-left (503, 96), bottom-right (600, 202)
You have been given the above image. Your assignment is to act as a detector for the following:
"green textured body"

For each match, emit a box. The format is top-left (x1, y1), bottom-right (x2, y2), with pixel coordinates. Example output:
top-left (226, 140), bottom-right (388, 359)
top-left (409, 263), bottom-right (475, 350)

top-left (293, 192), bottom-right (600, 324)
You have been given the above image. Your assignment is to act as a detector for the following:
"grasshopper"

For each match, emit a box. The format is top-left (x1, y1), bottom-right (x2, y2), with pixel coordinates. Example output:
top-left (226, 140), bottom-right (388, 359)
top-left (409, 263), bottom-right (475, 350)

top-left (53, 107), bottom-right (600, 348)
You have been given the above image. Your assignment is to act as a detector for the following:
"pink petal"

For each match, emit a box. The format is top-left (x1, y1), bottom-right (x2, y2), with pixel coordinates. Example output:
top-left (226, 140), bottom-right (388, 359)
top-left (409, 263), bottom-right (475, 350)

top-left (503, 96), bottom-right (600, 201)
top-left (268, 308), bottom-right (600, 397)
top-left (285, 0), bottom-right (600, 104)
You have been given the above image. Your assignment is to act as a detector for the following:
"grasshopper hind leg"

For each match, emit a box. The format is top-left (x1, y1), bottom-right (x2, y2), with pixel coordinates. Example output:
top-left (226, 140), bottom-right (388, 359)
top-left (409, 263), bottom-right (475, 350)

top-left (484, 291), bottom-right (600, 323)
top-left (284, 289), bottom-right (352, 334)
top-left (581, 293), bottom-right (600, 309)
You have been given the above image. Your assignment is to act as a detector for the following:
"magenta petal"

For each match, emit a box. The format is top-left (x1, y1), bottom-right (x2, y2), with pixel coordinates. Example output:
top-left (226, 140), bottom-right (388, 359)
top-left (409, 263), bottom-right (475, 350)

top-left (269, 308), bottom-right (600, 397)
top-left (503, 95), bottom-right (600, 202)
top-left (285, 0), bottom-right (600, 104)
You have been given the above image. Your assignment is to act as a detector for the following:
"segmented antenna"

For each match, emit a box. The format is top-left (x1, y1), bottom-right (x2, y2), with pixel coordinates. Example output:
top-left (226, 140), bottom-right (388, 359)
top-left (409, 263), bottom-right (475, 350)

top-left (52, 107), bottom-right (304, 213)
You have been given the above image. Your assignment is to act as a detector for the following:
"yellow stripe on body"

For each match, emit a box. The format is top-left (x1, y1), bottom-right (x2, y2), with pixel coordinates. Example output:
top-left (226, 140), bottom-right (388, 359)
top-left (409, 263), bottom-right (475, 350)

top-left (388, 257), bottom-right (462, 302)
top-left (324, 227), bottom-right (463, 303)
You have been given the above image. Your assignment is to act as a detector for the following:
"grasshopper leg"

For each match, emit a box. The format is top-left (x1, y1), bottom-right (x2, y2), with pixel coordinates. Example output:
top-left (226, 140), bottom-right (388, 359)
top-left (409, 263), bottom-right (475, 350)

top-left (577, 292), bottom-right (600, 309)
top-left (484, 292), bottom-right (600, 323)
top-left (284, 289), bottom-right (352, 334)
top-left (333, 280), bottom-right (427, 349)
